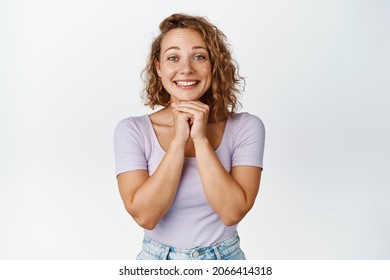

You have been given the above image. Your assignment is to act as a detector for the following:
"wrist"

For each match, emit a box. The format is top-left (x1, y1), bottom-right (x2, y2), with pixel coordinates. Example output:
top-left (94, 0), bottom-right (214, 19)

top-left (169, 138), bottom-right (187, 153)
top-left (192, 136), bottom-right (210, 148)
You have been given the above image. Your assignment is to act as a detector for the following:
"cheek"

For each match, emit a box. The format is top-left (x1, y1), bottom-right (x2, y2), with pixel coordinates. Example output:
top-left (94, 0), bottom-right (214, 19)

top-left (203, 67), bottom-right (212, 81)
top-left (201, 63), bottom-right (212, 77)
top-left (160, 65), bottom-right (176, 78)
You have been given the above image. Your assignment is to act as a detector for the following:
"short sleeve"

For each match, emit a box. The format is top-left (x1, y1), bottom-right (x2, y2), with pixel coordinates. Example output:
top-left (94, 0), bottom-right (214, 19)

top-left (232, 113), bottom-right (265, 168)
top-left (114, 117), bottom-right (148, 176)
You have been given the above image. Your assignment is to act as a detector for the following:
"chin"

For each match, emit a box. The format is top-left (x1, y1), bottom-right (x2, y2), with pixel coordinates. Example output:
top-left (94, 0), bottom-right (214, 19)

top-left (174, 95), bottom-right (203, 102)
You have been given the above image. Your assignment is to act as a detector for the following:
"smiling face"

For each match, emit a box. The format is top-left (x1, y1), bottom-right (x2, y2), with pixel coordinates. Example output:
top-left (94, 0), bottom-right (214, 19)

top-left (155, 28), bottom-right (212, 103)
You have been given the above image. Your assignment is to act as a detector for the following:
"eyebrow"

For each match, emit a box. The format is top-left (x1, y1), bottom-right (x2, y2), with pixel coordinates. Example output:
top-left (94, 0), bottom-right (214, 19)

top-left (163, 46), bottom-right (208, 54)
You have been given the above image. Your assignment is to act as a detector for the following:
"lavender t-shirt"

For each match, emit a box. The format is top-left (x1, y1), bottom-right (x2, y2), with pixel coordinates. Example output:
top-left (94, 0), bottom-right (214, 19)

top-left (114, 112), bottom-right (265, 248)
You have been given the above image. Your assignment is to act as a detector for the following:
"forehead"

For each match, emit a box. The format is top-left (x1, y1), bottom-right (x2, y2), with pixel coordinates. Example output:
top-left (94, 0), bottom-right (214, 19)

top-left (160, 28), bottom-right (207, 50)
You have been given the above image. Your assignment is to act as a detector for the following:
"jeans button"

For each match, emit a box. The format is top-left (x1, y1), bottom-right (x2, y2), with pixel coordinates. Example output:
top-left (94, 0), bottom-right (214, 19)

top-left (193, 251), bottom-right (200, 258)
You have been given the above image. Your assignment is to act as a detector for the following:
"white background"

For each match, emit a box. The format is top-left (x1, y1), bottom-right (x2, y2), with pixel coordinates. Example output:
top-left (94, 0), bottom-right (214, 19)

top-left (0, 0), bottom-right (389, 259)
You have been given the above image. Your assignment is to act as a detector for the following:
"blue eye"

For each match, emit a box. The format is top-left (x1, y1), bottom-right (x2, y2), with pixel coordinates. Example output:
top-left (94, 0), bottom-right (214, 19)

top-left (167, 56), bottom-right (178, 61)
top-left (194, 55), bottom-right (205, 61)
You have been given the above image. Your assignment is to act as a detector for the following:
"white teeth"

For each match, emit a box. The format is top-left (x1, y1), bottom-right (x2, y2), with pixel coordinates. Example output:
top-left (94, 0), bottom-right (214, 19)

top-left (176, 81), bottom-right (197, 86)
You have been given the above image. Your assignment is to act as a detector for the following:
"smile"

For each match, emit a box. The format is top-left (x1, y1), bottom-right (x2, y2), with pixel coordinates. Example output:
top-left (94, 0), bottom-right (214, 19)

top-left (175, 80), bottom-right (199, 87)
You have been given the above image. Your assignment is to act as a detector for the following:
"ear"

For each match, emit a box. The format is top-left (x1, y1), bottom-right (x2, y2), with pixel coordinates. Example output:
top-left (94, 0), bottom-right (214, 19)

top-left (154, 58), bottom-right (162, 77)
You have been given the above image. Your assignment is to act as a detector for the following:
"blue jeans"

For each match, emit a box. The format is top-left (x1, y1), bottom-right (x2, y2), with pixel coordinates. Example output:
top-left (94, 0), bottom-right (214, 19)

top-left (136, 232), bottom-right (246, 260)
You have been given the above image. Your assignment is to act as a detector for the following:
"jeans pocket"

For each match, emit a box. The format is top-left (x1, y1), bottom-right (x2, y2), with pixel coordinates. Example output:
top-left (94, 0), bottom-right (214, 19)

top-left (136, 250), bottom-right (159, 260)
top-left (223, 248), bottom-right (246, 260)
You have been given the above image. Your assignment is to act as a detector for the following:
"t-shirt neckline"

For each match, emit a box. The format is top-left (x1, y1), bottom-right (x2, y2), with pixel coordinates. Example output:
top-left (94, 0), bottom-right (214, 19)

top-left (144, 114), bottom-right (231, 159)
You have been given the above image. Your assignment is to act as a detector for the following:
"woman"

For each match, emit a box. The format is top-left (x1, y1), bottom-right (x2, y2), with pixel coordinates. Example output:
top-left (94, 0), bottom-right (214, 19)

top-left (114, 13), bottom-right (265, 260)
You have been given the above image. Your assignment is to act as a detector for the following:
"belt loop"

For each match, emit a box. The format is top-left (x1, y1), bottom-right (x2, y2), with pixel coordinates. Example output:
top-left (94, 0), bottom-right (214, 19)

top-left (162, 245), bottom-right (170, 260)
top-left (213, 244), bottom-right (222, 260)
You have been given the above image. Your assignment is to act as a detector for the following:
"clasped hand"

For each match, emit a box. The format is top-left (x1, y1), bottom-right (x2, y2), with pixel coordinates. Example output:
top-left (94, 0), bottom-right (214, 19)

top-left (172, 101), bottom-right (209, 143)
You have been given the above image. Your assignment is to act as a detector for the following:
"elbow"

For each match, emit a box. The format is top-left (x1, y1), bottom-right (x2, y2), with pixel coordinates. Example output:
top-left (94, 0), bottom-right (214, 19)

top-left (135, 217), bottom-right (158, 230)
top-left (131, 212), bottom-right (159, 230)
top-left (124, 206), bottom-right (159, 230)
top-left (222, 219), bottom-right (240, 227)
top-left (220, 212), bottom-right (246, 227)
top-left (219, 206), bottom-right (253, 226)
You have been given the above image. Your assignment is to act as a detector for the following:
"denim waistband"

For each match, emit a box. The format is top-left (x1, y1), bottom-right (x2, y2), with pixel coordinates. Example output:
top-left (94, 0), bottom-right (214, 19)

top-left (138, 232), bottom-right (243, 260)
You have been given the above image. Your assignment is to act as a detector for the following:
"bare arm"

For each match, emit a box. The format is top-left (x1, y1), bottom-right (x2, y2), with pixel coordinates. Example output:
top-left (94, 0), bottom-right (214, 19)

top-left (174, 101), bottom-right (262, 226)
top-left (117, 109), bottom-right (192, 230)
top-left (117, 140), bottom-right (185, 230)
top-left (193, 138), bottom-right (262, 226)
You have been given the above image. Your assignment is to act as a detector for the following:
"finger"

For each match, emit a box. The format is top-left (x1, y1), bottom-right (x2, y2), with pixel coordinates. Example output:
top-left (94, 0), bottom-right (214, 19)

top-left (188, 116), bottom-right (194, 126)
top-left (174, 111), bottom-right (193, 122)
top-left (174, 104), bottom-right (209, 116)
top-left (177, 101), bottom-right (209, 110)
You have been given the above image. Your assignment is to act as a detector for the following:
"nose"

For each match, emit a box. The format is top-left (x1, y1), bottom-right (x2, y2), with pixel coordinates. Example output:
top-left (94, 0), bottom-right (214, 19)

top-left (179, 58), bottom-right (194, 74)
